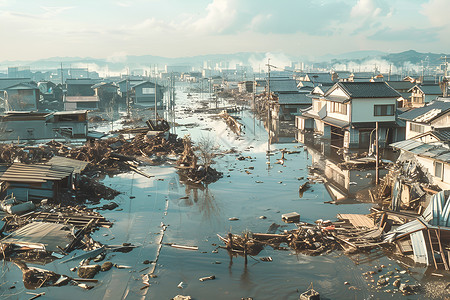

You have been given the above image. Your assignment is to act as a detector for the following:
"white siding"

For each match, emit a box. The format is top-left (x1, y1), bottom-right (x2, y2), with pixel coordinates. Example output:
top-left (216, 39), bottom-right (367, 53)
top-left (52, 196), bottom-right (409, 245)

top-left (416, 156), bottom-right (450, 190)
top-left (405, 121), bottom-right (432, 140)
top-left (351, 98), bottom-right (396, 123)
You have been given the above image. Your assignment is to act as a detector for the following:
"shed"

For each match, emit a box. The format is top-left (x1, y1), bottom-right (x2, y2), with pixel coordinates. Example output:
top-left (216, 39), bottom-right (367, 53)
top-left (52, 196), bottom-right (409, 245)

top-left (0, 163), bottom-right (74, 202)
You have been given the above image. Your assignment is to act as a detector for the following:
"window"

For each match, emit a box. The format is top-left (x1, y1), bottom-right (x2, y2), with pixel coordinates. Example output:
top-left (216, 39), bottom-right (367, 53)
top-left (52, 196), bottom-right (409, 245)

top-left (410, 123), bottom-right (425, 133)
top-left (330, 102), bottom-right (347, 115)
top-left (434, 161), bottom-right (444, 179)
top-left (142, 87), bottom-right (155, 95)
top-left (374, 104), bottom-right (394, 116)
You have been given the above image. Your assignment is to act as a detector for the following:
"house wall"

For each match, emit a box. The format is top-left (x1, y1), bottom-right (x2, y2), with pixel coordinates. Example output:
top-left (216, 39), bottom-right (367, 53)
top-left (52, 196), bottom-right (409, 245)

top-left (0, 119), bottom-right (48, 141)
top-left (134, 85), bottom-right (164, 108)
top-left (64, 102), bottom-right (77, 111)
top-left (415, 156), bottom-right (450, 190)
top-left (67, 85), bottom-right (94, 96)
top-left (0, 113), bottom-right (88, 142)
top-left (424, 94), bottom-right (438, 104)
top-left (326, 101), bottom-right (350, 122)
top-left (432, 113), bottom-right (450, 128)
top-left (348, 127), bottom-right (360, 149)
top-left (405, 121), bottom-right (432, 140)
top-left (295, 116), bottom-right (314, 130)
top-left (6, 89), bottom-right (39, 111)
top-left (315, 119), bottom-right (325, 135)
top-left (351, 97), bottom-right (396, 123)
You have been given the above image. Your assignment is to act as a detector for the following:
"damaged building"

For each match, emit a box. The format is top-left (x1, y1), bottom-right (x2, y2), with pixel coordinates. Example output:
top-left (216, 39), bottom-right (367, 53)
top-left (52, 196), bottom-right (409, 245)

top-left (0, 110), bottom-right (88, 143)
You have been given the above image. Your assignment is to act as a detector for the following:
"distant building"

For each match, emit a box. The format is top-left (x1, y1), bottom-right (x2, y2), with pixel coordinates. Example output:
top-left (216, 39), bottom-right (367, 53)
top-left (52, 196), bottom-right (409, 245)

top-left (65, 78), bottom-right (98, 96)
top-left (5, 83), bottom-right (40, 111)
top-left (408, 84), bottom-right (443, 108)
top-left (8, 66), bottom-right (32, 78)
top-left (130, 81), bottom-right (164, 108)
top-left (92, 82), bottom-right (119, 110)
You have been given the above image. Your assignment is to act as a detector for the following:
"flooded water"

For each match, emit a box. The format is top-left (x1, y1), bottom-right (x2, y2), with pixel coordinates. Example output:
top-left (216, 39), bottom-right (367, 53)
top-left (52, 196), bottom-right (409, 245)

top-left (1, 83), bottom-right (439, 300)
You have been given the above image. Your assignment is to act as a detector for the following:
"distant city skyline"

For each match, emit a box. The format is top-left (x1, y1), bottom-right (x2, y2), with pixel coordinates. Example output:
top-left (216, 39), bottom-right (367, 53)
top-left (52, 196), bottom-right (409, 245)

top-left (0, 0), bottom-right (448, 62)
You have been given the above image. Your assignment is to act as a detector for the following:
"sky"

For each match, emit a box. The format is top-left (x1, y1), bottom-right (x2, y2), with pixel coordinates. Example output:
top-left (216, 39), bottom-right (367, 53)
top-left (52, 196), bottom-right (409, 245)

top-left (0, 0), bottom-right (449, 61)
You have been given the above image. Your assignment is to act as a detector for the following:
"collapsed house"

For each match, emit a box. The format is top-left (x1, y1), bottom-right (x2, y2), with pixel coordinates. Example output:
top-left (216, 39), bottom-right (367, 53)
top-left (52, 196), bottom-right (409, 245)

top-left (384, 190), bottom-right (450, 269)
top-left (0, 162), bottom-right (74, 203)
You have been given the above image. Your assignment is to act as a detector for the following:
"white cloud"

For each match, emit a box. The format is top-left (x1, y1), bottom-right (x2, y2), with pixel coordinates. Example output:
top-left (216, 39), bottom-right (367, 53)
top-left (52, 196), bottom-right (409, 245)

top-left (351, 0), bottom-right (381, 18)
top-left (249, 14), bottom-right (272, 31)
top-left (116, 2), bottom-right (131, 7)
top-left (189, 0), bottom-right (238, 34)
top-left (41, 6), bottom-right (74, 18)
top-left (422, 0), bottom-right (450, 26)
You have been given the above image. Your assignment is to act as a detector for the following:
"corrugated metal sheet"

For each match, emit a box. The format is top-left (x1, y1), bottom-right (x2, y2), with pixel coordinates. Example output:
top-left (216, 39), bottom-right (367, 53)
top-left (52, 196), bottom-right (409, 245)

top-left (410, 231), bottom-right (429, 265)
top-left (383, 218), bottom-right (428, 242)
top-left (48, 156), bottom-right (88, 174)
top-left (0, 222), bottom-right (73, 253)
top-left (409, 143), bottom-right (434, 154)
top-left (422, 191), bottom-right (450, 227)
top-left (391, 180), bottom-right (401, 211)
top-left (0, 163), bottom-right (73, 183)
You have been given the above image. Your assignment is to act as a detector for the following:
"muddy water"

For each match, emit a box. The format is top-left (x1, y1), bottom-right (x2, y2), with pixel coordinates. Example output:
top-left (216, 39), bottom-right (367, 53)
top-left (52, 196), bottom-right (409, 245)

top-left (1, 83), bottom-right (428, 300)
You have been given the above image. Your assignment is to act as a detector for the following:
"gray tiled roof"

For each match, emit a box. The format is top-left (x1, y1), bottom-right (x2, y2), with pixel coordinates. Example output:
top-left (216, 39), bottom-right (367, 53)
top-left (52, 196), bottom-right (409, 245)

top-left (398, 100), bottom-right (450, 122)
top-left (431, 128), bottom-right (450, 141)
top-left (386, 81), bottom-right (415, 91)
top-left (326, 82), bottom-right (401, 98)
top-left (417, 84), bottom-right (442, 95)
top-left (306, 73), bottom-right (334, 84)
top-left (277, 93), bottom-right (311, 105)
top-left (268, 78), bottom-right (298, 93)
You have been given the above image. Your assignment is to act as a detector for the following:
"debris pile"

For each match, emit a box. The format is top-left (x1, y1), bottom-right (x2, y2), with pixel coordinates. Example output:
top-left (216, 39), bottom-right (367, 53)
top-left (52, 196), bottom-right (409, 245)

top-left (177, 135), bottom-right (223, 185)
top-left (219, 110), bottom-right (241, 135)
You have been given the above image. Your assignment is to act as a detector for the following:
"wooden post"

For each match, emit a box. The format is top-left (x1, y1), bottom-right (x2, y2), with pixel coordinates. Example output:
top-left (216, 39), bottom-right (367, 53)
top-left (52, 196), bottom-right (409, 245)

top-left (244, 233), bottom-right (248, 265)
top-left (375, 121), bottom-right (379, 185)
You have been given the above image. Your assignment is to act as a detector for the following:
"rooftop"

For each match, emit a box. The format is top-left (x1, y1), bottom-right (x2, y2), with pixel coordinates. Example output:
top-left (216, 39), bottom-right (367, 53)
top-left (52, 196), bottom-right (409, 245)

top-left (390, 139), bottom-right (450, 163)
top-left (398, 100), bottom-right (450, 123)
top-left (326, 82), bottom-right (401, 99)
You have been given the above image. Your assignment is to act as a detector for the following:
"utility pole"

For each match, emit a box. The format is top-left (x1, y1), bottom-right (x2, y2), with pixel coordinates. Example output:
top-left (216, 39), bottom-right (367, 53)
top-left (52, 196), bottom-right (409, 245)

top-left (266, 58), bottom-right (271, 144)
top-left (375, 121), bottom-right (379, 185)
top-left (126, 68), bottom-right (130, 118)
top-left (388, 64), bottom-right (391, 81)
top-left (155, 77), bottom-right (158, 122)
top-left (441, 56), bottom-right (449, 97)
top-left (60, 63), bottom-right (64, 86)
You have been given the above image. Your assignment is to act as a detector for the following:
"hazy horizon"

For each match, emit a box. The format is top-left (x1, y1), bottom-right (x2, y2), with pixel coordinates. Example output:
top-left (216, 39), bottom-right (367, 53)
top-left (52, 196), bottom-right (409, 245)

top-left (0, 0), bottom-right (449, 62)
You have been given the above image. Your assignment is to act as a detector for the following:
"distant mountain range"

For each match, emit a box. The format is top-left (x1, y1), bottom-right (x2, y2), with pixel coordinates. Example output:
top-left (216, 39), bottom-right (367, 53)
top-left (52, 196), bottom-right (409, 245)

top-left (0, 50), bottom-right (448, 73)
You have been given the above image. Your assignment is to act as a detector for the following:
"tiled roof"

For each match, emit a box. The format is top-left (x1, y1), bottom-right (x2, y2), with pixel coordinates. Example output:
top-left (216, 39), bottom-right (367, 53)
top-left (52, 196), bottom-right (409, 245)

top-left (268, 78), bottom-right (298, 93)
top-left (306, 73), bottom-right (334, 84)
top-left (277, 93), bottom-right (311, 105)
top-left (398, 100), bottom-right (450, 122)
top-left (329, 82), bottom-right (401, 98)
top-left (386, 81), bottom-right (415, 91)
top-left (417, 84), bottom-right (442, 95)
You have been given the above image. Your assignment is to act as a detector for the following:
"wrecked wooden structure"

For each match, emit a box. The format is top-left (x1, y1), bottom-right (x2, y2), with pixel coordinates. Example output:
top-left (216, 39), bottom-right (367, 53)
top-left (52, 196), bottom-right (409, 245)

top-left (219, 110), bottom-right (241, 135)
top-left (0, 162), bottom-right (74, 202)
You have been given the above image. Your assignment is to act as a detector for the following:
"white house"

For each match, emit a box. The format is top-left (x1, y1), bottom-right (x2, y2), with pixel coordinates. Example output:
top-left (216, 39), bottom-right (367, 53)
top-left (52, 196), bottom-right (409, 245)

top-left (296, 81), bottom-right (402, 150)
top-left (398, 98), bottom-right (450, 140)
